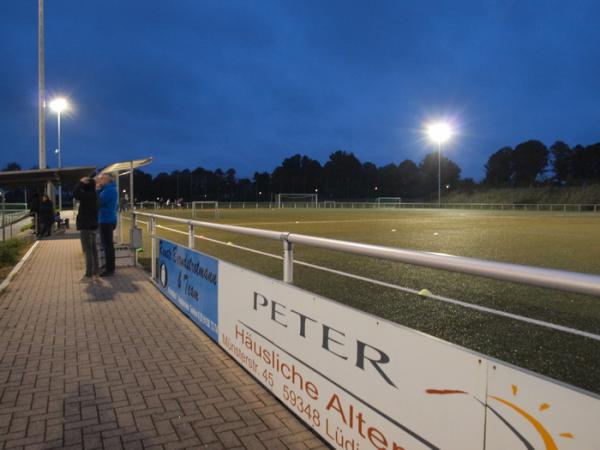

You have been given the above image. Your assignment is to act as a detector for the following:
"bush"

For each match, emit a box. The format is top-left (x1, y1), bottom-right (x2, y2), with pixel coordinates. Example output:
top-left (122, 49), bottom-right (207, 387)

top-left (20, 223), bottom-right (33, 232)
top-left (0, 239), bottom-right (25, 267)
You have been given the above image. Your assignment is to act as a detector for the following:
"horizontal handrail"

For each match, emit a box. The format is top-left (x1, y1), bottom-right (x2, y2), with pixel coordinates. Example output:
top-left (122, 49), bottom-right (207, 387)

top-left (134, 211), bottom-right (600, 297)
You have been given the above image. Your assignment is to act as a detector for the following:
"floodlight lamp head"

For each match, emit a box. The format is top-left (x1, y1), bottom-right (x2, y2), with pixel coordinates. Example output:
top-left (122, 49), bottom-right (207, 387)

top-left (49, 97), bottom-right (69, 113)
top-left (427, 122), bottom-right (452, 144)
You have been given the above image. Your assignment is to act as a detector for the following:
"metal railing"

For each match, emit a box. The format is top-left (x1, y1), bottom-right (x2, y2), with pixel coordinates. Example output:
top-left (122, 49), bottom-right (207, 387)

top-left (133, 211), bottom-right (600, 297)
top-left (1, 209), bottom-right (30, 241)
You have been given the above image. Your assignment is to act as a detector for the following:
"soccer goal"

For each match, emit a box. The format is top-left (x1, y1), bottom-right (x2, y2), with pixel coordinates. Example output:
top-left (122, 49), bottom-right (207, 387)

top-left (192, 201), bottom-right (220, 218)
top-left (276, 193), bottom-right (318, 208)
top-left (376, 197), bottom-right (402, 207)
top-left (137, 201), bottom-right (158, 210)
top-left (323, 201), bottom-right (337, 208)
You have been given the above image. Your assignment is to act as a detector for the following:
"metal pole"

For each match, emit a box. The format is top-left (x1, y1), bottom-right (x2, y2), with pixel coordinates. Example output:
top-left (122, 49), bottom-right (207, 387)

top-left (38, 0), bottom-right (46, 171)
top-left (1, 194), bottom-right (5, 242)
top-left (115, 171), bottom-right (121, 244)
top-left (438, 141), bottom-right (441, 206)
top-left (282, 238), bottom-right (293, 283)
top-left (150, 217), bottom-right (157, 279)
top-left (188, 224), bottom-right (194, 249)
top-left (57, 111), bottom-right (62, 210)
top-left (130, 161), bottom-right (134, 213)
top-left (132, 213), bottom-right (137, 267)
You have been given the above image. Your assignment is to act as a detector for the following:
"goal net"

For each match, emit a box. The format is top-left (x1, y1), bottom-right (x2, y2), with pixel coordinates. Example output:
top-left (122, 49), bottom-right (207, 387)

top-left (276, 193), bottom-right (318, 208)
top-left (192, 201), bottom-right (219, 218)
top-left (376, 197), bottom-right (402, 207)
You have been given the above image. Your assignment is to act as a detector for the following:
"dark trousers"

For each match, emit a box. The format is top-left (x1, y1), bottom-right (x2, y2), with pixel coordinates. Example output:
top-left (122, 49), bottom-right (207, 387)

top-left (39, 220), bottom-right (52, 237)
top-left (99, 223), bottom-right (116, 273)
top-left (80, 229), bottom-right (99, 277)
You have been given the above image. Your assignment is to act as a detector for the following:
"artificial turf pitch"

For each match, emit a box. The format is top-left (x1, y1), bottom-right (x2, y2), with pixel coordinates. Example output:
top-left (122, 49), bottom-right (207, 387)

top-left (130, 208), bottom-right (600, 393)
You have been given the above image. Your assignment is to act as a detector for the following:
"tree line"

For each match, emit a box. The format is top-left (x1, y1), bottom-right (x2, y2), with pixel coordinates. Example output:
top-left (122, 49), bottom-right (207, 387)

top-left (2, 140), bottom-right (599, 203)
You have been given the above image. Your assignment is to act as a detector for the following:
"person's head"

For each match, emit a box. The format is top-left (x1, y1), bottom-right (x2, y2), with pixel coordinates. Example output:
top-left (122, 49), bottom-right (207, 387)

top-left (97, 173), bottom-right (113, 188)
top-left (42, 194), bottom-right (49, 202)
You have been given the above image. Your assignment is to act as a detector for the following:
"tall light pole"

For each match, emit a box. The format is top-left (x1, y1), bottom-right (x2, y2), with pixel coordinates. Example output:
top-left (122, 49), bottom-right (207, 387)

top-left (426, 122), bottom-right (452, 206)
top-left (49, 97), bottom-right (69, 210)
top-left (38, 0), bottom-right (46, 171)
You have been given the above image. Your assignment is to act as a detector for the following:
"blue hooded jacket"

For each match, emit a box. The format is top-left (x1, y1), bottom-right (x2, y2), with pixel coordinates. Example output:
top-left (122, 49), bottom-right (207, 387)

top-left (98, 181), bottom-right (118, 224)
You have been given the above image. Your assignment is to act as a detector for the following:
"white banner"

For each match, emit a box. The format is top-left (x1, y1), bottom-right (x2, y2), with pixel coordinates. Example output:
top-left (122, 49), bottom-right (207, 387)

top-left (154, 240), bottom-right (600, 449)
top-left (218, 262), bottom-right (487, 450)
top-left (484, 362), bottom-right (600, 450)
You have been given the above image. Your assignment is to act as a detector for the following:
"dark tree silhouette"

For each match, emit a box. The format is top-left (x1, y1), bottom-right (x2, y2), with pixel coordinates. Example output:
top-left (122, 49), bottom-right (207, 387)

top-left (512, 140), bottom-right (548, 186)
top-left (572, 144), bottom-right (600, 184)
top-left (6, 138), bottom-right (600, 205)
top-left (419, 152), bottom-right (461, 196)
top-left (323, 151), bottom-right (363, 198)
top-left (484, 147), bottom-right (513, 187)
top-left (397, 159), bottom-right (421, 198)
top-left (550, 141), bottom-right (572, 186)
top-left (2, 162), bottom-right (21, 171)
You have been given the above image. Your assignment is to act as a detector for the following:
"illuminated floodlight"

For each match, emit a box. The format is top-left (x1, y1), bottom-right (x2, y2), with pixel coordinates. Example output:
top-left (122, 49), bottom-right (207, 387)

top-left (49, 97), bottom-right (69, 113)
top-left (427, 122), bottom-right (452, 144)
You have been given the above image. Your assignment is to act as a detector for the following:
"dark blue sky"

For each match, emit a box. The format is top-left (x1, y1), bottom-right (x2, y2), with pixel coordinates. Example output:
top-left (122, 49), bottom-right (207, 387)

top-left (1, 1), bottom-right (599, 180)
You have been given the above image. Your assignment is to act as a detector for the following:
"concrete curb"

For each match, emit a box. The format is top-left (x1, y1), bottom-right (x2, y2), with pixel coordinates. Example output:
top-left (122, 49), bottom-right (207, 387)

top-left (0, 240), bottom-right (39, 294)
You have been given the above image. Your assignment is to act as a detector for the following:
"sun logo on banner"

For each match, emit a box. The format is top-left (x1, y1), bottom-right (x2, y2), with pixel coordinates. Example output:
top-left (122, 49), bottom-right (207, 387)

top-left (426, 384), bottom-right (575, 449)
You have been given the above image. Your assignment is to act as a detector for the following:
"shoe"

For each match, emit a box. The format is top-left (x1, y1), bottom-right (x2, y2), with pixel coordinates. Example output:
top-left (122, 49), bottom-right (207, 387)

top-left (99, 271), bottom-right (114, 277)
top-left (80, 275), bottom-right (93, 282)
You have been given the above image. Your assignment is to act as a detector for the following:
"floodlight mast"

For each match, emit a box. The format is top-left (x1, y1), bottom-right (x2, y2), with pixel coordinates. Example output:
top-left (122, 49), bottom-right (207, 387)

top-left (49, 97), bottom-right (69, 210)
top-left (426, 122), bottom-right (452, 206)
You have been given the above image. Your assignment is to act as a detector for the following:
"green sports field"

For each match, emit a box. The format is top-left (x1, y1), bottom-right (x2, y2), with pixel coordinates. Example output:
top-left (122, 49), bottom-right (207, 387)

top-left (130, 208), bottom-right (600, 393)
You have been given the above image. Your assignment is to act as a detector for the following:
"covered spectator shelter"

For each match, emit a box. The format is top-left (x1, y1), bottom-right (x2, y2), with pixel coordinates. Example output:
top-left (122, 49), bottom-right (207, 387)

top-left (100, 157), bottom-right (152, 243)
top-left (0, 166), bottom-right (96, 190)
top-left (0, 166), bottom-right (96, 207)
top-left (100, 157), bottom-right (153, 211)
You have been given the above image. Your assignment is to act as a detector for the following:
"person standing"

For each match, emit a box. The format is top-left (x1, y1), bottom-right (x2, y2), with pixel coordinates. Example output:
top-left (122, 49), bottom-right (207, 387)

top-left (37, 194), bottom-right (54, 238)
top-left (97, 173), bottom-right (118, 276)
top-left (73, 177), bottom-right (99, 280)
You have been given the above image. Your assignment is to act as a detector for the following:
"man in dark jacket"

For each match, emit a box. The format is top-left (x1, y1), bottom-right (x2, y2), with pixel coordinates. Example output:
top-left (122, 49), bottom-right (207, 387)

top-left (37, 194), bottom-right (54, 238)
top-left (97, 173), bottom-right (118, 276)
top-left (73, 177), bottom-right (99, 280)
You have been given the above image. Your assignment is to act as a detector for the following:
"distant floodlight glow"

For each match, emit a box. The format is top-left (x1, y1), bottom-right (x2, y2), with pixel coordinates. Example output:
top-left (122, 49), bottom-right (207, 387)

top-left (49, 97), bottom-right (69, 113)
top-left (427, 122), bottom-right (452, 144)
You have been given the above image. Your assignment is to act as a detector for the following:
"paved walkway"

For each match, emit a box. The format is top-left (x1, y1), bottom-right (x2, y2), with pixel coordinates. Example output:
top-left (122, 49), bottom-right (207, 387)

top-left (0, 237), bottom-right (326, 449)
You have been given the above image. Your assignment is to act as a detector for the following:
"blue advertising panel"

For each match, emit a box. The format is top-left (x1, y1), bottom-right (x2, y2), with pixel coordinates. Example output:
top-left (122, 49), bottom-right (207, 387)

top-left (157, 239), bottom-right (219, 341)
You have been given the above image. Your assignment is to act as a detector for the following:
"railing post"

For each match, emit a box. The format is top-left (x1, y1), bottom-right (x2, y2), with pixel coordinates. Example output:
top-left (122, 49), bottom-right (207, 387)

top-left (150, 217), bottom-right (157, 279)
top-left (188, 223), bottom-right (195, 249)
top-left (282, 238), bottom-right (294, 283)
top-left (132, 213), bottom-right (138, 266)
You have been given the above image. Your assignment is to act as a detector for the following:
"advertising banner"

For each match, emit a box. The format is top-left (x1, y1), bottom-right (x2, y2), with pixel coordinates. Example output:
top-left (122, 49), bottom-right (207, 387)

top-left (152, 240), bottom-right (600, 449)
top-left (484, 361), bottom-right (600, 450)
top-left (218, 262), bottom-right (488, 450)
top-left (157, 239), bottom-right (219, 341)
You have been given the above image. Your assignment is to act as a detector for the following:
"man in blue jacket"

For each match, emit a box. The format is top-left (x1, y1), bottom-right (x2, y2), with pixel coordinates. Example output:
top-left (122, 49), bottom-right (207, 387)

top-left (97, 173), bottom-right (118, 276)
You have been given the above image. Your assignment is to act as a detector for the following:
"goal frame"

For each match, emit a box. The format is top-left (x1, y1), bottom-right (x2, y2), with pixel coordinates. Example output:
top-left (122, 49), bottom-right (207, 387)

top-left (276, 193), bottom-right (319, 208)
top-left (191, 201), bottom-right (220, 218)
top-left (376, 197), bottom-right (402, 207)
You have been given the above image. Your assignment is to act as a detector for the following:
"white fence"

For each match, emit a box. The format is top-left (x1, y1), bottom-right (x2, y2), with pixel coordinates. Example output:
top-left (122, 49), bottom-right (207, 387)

top-left (134, 211), bottom-right (600, 449)
top-left (135, 201), bottom-right (600, 212)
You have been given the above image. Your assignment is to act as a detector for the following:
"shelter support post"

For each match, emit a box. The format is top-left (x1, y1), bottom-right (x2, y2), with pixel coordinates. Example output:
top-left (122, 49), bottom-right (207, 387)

top-left (150, 216), bottom-right (157, 279)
